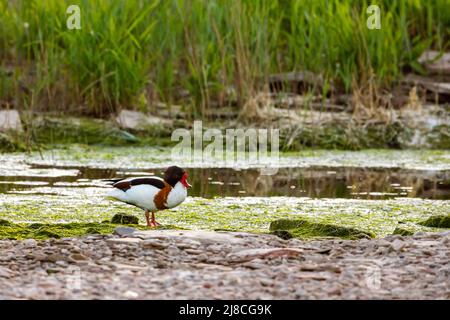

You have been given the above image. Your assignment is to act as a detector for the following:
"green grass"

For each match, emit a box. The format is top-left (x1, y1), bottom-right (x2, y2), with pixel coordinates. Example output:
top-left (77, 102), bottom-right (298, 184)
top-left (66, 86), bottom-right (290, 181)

top-left (0, 0), bottom-right (448, 117)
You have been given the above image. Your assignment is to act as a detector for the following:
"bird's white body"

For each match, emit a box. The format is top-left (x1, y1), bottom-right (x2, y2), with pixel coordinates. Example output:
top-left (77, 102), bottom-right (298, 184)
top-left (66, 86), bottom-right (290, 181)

top-left (166, 182), bottom-right (188, 208)
top-left (107, 180), bottom-right (187, 211)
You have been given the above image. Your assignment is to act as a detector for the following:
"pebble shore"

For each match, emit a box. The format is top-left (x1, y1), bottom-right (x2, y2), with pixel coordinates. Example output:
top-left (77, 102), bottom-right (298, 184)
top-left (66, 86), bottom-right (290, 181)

top-left (0, 229), bottom-right (449, 299)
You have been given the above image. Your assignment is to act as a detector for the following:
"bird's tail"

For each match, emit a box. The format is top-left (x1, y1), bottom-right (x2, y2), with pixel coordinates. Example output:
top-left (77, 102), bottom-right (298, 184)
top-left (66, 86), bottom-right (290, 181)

top-left (102, 178), bottom-right (123, 185)
top-left (106, 188), bottom-right (129, 202)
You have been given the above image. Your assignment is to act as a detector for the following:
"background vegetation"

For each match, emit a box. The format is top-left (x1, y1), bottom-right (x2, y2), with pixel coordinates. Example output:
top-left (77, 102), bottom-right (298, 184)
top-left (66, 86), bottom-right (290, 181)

top-left (1, 0), bottom-right (448, 118)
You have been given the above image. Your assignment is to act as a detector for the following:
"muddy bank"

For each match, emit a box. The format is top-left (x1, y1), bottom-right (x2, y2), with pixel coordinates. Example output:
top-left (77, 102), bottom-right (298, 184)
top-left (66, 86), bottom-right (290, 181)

top-left (0, 230), bottom-right (448, 299)
top-left (0, 107), bottom-right (449, 152)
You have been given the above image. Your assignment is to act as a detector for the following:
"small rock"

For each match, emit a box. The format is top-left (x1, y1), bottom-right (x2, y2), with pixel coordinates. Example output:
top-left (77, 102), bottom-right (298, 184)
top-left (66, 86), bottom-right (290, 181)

top-left (385, 234), bottom-right (403, 241)
top-left (155, 261), bottom-right (168, 269)
top-left (111, 214), bottom-right (139, 225)
top-left (377, 239), bottom-right (392, 247)
top-left (438, 230), bottom-right (450, 237)
top-left (46, 268), bottom-right (63, 274)
top-left (21, 287), bottom-right (42, 298)
top-left (176, 239), bottom-right (202, 249)
top-left (166, 245), bottom-right (179, 256)
top-left (242, 261), bottom-right (265, 269)
top-left (114, 226), bottom-right (136, 237)
top-left (116, 110), bottom-right (172, 130)
top-left (390, 239), bottom-right (406, 252)
top-left (133, 230), bottom-right (245, 244)
top-left (327, 287), bottom-right (342, 296)
top-left (413, 232), bottom-right (426, 238)
top-left (412, 240), bottom-right (441, 248)
top-left (44, 253), bottom-right (67, 263)
top-left (259, 278), bottom-right (273, 287)
top-left (55, 261), bottom-right (68, 267)
top-left (422, 250), bottom-right (434, 256)
top-left (123, 290), bottom-right (139, 299)
top-left (375, 247), bottom-right (389, 255)
top-left (23, 239), bottom-right (37, 248)
top-left (0, 110), bottom-right (23, 132)
top-left (69, 253), bottom-right (90, 262)
top-left (141, 239), bottom-right (169, 250)
top-left (294, 288), bottom-right (307, 298)
top-left (33, 253), bottom-right (47, 261)
top-left (228, 247), bottom-right (304, 262)
top-left (106, 238), bottom-right (142, 244)
top-left (109, 262), bottom-right (147, 272)
top-left (0, 267), bottom-right (13, 278)
top-left (184, 248), bottom-right (203, 255)
top-left (197, 253), bottom-right (208, 262)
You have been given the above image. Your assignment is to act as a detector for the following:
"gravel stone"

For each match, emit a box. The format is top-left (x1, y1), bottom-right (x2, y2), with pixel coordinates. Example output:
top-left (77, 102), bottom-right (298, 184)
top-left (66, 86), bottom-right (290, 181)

top-left (113, 227), bottom-right (136, 237)
top-left (0, 231), bottom-right (448, 299)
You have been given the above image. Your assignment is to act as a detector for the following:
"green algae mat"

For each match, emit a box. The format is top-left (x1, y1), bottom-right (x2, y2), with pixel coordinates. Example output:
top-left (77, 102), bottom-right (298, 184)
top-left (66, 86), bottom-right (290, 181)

top-left (0, 147), bottom-right (449, 240)
top-left (2, 146), bottom-right (449, 171)
top-left (0, 195), bottom-right (448, 240)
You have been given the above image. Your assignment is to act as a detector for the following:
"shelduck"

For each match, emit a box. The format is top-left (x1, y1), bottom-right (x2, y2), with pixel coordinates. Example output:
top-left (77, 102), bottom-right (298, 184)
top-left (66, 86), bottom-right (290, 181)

top-left (107, 166), bottom-right (191, 227)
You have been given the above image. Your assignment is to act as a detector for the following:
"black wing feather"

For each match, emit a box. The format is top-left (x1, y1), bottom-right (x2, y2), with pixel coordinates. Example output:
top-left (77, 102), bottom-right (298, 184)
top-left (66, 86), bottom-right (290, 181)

top-left (111, 177), bottom-right (165, 191)
top-left (130, 178), bottom-right (165, 189)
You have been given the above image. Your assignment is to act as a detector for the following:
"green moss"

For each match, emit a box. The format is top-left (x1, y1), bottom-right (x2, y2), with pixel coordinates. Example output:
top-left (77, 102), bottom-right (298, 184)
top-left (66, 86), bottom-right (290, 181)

top-left (111, 213), bottom-right (139, 225)
top-left (0, 132), bottom-right (27, 152)
top-left (6, 139), bottom-right (449, 172)
top-left (0, 219), bottom-right (12, 226)
top-left (392, 227), bottom-right (415, 236)
top-left (427, 125), bottom-right (450, 149)
top-left (34, 229), bottom-right (61, 238)
top-left (271, 230), bottom-right (294, 240)
top-left (33, 117), bottom-right (139, 146)
top-left (393, 220), bottom-right (446, 235)
top-left (0, 180), bottom-right (449, 240)
top-left (281, 122), bottom-right (414, 151)
top-left (0, 220), bottom-right (147, 240)
top-left (418, 215), bottom-right (450, 228)
top-left (28, 116), bottom-right (178, 148)
top-left (269, 218), bottom-right (374, 240)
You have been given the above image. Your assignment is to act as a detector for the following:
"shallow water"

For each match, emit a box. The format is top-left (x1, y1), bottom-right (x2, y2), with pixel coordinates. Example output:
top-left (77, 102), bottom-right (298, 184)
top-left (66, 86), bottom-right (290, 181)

top-left (1, 164), bottom-right (449, 200)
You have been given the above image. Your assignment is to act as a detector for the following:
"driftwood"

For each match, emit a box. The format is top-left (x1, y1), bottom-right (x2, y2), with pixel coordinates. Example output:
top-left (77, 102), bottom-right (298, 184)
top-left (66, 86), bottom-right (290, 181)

top-left (404, 74), bottom-right (450, 95)
top-left (402, 74), bottom-right (450, 105)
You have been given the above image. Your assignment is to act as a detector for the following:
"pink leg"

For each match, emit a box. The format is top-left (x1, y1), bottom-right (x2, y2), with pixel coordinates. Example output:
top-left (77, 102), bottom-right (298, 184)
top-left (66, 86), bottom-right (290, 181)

top-left (150, 212), bottom-right (161, 227)
top-left (145, 210), bottom-right (152, 227)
